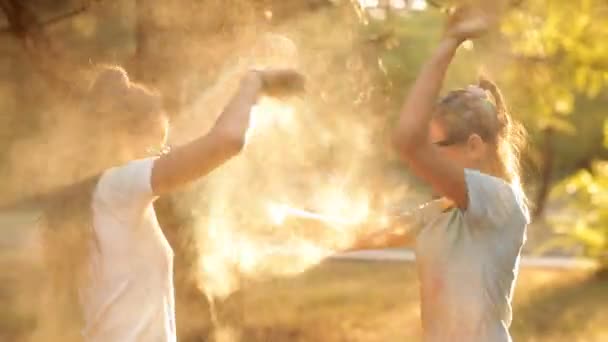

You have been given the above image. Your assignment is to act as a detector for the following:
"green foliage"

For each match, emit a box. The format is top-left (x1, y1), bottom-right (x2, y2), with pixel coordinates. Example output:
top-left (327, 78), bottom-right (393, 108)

top-left (497, 0), bottom-right (608, 167)
top-left (356, 2), bottom-right (608, 178)
top-left (513, 0), bottom-right (608, 263)
top-left (501, 0), bottom-right (608, 98)
top-left (604, 119), bottom-right (608, 148)
top-left (543, 115), bottom-right (608, 265)
top-left (356, 3), bottom-right (608, 264)
top-left (547, 160), bottom-right (608, 265)
top-left (360, 10), bottom-right (482, 110)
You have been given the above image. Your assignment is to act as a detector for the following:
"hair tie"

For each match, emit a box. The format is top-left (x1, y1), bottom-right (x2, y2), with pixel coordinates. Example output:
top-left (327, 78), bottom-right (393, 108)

top-left (465, 85), bottom-right (487, 99)
top-left (481, 98), bottom-right (497, 113)
top-left (465, 85), bottom-right (497, 114)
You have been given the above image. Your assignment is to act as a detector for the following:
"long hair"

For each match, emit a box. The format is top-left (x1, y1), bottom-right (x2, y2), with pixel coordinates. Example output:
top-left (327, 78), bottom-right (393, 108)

top-left (434, 78), bottom-right (528, 203)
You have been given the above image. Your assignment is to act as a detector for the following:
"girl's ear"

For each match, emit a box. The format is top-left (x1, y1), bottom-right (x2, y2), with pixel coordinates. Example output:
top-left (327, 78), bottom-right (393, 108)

top-left (467, 133), bottom-right (486, 160)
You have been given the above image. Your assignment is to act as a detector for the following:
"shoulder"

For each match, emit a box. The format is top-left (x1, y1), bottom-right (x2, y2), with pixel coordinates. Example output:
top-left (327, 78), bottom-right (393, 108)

top-left (94, 158), bottom-right (158, 211)
top-left (98, 158), bottom-right (156, 185)
top-left (464, 169), bottom-right (514, 203)
top-left (463, 169), bottom-right (529, 226)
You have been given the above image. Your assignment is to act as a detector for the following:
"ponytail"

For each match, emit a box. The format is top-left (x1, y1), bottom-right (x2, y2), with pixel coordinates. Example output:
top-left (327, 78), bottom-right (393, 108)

top-left (479, 78), bottom-right (527, 204)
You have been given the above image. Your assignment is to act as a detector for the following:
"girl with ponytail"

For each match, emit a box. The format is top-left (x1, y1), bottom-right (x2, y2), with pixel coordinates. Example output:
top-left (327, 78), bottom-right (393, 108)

top-left (336, 6), bottom-right (529, 342)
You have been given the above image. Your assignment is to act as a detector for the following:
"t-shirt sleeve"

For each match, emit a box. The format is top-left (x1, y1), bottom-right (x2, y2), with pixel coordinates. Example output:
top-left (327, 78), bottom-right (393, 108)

top-left (94, 158), bottom-right (158, 216)
top-left (463, 169), bottom-right (526, 228)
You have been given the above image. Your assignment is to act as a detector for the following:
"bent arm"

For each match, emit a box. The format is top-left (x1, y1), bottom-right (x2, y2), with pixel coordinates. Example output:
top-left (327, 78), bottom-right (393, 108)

top-left (342, 212), bottom-right (418, 252)
top-left (392, 8), bottom-right (494, 210)
top-left (151, 72), bottom-right (262, 195)
top-left (280, 208), bottom-right (421, 252)
top-left (392, 37), bottom-right (470, 209)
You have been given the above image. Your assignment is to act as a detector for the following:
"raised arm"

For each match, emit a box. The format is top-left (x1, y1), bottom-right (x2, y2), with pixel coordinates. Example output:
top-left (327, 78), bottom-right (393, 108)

top-left (392, 8), bottom-right (494, 209)
top-left (151, 69), bottom-right (304, 195)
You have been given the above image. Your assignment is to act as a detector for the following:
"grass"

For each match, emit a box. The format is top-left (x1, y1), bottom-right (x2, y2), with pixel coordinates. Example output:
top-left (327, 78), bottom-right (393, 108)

top-left (4, 258), bottom-right (607, 342)
top-left (193, 260), bottom-right (608, 342)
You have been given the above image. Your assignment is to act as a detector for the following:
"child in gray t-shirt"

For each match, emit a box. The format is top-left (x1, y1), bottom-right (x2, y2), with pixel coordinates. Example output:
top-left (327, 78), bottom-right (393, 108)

top-left (343, 169), bottom-right (528, 341)
top-left (344, 6), bottom-right (530, 342)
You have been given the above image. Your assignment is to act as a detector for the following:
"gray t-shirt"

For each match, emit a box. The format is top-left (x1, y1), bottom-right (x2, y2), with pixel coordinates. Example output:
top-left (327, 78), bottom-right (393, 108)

top-left (411, 169), bottom-right (529, 342)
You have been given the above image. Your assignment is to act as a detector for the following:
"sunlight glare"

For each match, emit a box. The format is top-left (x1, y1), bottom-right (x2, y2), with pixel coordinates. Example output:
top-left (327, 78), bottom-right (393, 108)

top-left (410, 0), bottom-right (428, 11)
top-left (358, 0), bottom-right (380, 8)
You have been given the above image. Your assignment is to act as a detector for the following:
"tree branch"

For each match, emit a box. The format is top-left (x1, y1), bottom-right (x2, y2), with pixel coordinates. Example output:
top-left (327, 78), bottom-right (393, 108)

top-left (0, 1), bottom-right (90, 35)
top-left (0, 0), bottom-right (95, 99)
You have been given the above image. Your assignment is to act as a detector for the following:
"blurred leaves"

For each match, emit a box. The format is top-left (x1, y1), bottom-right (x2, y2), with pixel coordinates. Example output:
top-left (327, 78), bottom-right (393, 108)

top-left (604, 119), bottom-right (608, 148)
top-left (356, 0), bottom-right (608, 177)
top-left (546, 161), bottom-right (608, 265)
top-left (354, 1), bottom-right (608, 262)
top-left (510, 0), bottom-right (608, 265)
top-left (501, 0), bottom-right (608, 122)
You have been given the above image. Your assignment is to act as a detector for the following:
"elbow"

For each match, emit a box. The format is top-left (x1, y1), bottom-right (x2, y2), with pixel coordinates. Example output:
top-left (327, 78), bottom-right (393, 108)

top-left (213, 127), bottom-right (246, 156)
top-left (224, 133), bottom-right (246, 156)
top-left (392, 127), bottom-right (419, 156)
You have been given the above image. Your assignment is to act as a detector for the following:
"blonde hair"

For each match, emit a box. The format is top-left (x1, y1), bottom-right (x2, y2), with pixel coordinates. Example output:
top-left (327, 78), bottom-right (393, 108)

top-left (86, 65), bottom-right (164, 127)
top-left (434, 78), bottom-right (527, 199)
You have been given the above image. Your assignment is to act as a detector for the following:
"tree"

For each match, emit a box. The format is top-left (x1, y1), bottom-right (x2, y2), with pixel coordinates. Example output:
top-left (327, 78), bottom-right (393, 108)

top-left (350, 0), bottom-right (608, 214)
top-left (547, 157), bottom-right (608, 271)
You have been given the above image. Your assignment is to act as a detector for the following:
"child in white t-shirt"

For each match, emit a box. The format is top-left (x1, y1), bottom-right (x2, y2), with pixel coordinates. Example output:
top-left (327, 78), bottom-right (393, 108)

top-left (39, 64), bottom-right (303, 342)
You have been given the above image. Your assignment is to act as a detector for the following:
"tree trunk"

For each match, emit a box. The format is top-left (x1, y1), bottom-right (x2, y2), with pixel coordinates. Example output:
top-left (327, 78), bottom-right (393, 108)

top-left (533, 127), bottom-right (555, 219)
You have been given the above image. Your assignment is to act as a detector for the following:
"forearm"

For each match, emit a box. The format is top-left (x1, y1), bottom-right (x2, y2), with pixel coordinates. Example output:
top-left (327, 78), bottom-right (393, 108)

top-left (150, 131), bottom-right (238, 195)
top-left (394, 37), bottom-right (462, 150)
top-left (342, 226), bottom-right (413, 252)
top-left (210, 72), bottom-right (262, 145)
top-left (151, 75), bottom-right (261, 195)
top-left (330, 211), bottom-right (418, 252)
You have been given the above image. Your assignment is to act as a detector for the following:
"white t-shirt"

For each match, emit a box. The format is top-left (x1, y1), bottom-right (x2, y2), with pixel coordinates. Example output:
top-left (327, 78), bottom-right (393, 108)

top-left (81, 158), bottom-right (176, 342)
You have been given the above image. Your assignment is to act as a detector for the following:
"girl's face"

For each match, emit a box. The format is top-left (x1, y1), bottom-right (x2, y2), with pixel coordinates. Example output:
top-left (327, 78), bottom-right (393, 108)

top-left (429, 119), bottom-right (486, 171)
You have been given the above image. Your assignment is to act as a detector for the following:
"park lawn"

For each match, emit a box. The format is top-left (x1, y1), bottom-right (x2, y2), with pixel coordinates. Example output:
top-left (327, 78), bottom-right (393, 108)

top-left (2, 249), bottom-right (607, 342)
top-left (216, 260), bottom-right (608, 342)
